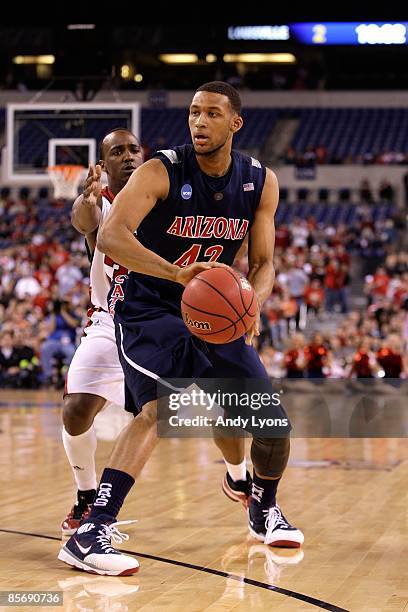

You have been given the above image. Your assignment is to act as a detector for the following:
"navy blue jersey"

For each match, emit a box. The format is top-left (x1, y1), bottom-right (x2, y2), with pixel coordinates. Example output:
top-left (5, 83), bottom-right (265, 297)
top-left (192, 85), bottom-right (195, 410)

top-left (110, 144), bottom-right (266, 320)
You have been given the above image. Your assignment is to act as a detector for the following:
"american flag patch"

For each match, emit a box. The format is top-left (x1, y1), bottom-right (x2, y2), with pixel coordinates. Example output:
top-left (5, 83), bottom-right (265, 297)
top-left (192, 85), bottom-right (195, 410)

top-left (243, 182), bottom-right (254, 191)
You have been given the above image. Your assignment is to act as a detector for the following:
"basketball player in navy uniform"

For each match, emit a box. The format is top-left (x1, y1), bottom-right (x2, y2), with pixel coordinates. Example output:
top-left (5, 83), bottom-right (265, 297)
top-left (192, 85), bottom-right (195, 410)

top-left (59, 82), bottom-right (304, 576)
top-left (62, 128), bottom-right (249, 538)
top-left (61, 128), bottom-right (251, 537)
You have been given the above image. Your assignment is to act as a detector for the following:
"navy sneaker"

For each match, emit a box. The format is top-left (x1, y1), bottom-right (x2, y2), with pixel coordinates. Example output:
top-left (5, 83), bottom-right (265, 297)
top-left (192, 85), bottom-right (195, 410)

top-left (58, 516), bottom-right (139, 576)
top-left (248, 501), bottom-right (304, 548)
top-left (222, 470), bottom-right (252, 509)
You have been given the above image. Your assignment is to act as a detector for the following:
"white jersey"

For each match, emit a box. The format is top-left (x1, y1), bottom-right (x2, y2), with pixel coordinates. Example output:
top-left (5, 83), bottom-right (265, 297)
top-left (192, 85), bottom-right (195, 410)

top-left (89, 188), bottom-right (123, 311)
top-left (66, 186), bottom-right (128, 408)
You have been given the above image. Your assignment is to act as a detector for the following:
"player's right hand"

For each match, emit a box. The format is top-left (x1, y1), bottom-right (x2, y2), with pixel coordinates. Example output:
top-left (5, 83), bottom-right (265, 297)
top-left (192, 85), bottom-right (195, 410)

top-left (175, 261), bottom-right (229, 287)
top-left (82, 164), bottom-right (102, 206)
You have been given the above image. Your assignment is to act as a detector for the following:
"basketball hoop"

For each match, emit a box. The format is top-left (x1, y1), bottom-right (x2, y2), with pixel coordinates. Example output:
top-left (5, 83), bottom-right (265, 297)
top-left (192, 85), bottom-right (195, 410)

top-left (47, 165), bottom-right (85, 199)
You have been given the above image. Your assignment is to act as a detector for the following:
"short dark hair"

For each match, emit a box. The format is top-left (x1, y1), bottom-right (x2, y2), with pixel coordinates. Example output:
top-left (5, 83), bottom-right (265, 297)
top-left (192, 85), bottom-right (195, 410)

top-left (195, 81), bottom-right (242, 115)
top-left (99, 127), bottom-right (138, 159)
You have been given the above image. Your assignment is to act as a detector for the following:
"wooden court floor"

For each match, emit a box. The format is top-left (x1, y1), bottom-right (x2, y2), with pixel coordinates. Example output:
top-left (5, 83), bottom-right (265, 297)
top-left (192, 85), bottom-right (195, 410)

top-left (0, 390), bottom-right (407, 612)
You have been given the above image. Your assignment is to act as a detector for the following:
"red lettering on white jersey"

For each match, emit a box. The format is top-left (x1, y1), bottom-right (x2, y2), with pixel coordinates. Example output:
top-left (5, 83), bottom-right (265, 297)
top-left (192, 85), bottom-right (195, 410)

top-left (89, 194), bottom-right (114, 311)
top-left (111, 284), bottom-right (124, 299)
top-left (104, 255), bottom-right (128, 279)
top-left (108, 273), bottom-right (128, 316)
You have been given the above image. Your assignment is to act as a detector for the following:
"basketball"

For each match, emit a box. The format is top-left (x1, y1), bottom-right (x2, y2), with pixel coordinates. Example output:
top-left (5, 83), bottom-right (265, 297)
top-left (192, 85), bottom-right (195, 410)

top-left (181, 267), bottom-right (258, 343)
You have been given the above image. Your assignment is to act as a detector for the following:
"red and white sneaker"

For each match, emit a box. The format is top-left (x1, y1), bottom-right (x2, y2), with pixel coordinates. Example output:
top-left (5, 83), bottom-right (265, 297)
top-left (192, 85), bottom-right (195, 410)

top-left (61, 503), bottom-right (92, 538)
top-left (222, 471), bottom-right (252, 509)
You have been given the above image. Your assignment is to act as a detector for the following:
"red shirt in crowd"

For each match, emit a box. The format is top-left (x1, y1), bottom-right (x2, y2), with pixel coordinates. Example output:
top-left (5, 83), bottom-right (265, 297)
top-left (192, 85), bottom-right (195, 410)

top-left (275, 226), bottom-right (290, 249)
top-left (352, 350), bottom-right (373, 377)
top-left (371, 272), bottom-right (390, 297)
top-left (376, 348), bottom-right (403, 378)
top-left (325, 263), bottom-right (346, 289)
top-left (304, 343), bottom-right (327, 371)
top-left (284, 350), bottom-right (303, 374)
top-left (304, 285), bottom-right (324, 307)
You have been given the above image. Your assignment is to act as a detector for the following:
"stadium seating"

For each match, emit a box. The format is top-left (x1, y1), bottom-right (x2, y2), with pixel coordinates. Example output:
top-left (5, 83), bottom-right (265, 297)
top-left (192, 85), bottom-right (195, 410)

top-left (274, 202), bottom-right (394, 226)
top-left (5, 107), bottom-right (408, 165)
top-left (290, 108), bottom-right (408, 161)
top-left (11, 108), bottom-right (278, 166)
top-left (141, 108), bottom-right (278, 152)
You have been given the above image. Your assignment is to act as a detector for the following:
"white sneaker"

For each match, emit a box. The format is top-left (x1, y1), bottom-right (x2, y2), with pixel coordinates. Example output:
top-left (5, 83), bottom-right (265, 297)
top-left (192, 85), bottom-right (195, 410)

top-left (248, 503), bottom-right (304, 548)
top-left (58, 517), bottom-right (139, 576)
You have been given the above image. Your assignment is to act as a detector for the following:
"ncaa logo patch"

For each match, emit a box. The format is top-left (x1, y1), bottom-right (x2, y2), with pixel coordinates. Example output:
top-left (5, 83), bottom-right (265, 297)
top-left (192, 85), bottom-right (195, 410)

top-left (181, 184), bottom-right (192, 200)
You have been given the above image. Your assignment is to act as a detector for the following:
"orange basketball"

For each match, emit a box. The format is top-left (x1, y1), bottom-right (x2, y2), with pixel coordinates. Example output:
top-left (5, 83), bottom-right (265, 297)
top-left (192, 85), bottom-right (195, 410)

top-left (181, 267), bottom-right (258, 344)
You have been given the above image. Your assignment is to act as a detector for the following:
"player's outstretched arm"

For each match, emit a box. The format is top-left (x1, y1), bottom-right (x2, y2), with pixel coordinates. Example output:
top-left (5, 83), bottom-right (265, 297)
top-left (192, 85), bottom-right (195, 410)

top-left (246, 168), bottom-right (279, 344)
top-left (71, 165), bottom-right (103, 235)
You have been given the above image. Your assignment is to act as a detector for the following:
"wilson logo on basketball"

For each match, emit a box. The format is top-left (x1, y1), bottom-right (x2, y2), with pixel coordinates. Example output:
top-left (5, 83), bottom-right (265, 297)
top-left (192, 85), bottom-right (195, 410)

top-left (183, 312), bottom-right (211, 330)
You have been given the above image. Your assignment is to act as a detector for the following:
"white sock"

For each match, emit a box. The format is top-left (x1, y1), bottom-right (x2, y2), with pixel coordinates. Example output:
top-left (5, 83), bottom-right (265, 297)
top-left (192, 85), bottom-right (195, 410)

top-left (62, 426), bottom-right (97, 492)
top-left (224, 458), bottom-right (247, 482)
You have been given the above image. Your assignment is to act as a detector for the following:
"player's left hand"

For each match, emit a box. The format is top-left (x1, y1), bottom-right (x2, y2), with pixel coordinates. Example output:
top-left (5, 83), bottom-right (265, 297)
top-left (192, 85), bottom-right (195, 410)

top-left (82, 164), bottom-right (102, 206)
top-left (245, 302), bottom-right (260, 345)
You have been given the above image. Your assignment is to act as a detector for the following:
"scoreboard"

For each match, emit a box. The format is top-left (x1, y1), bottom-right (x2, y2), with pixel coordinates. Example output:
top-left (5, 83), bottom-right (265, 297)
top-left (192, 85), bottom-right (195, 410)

top-left (228, 23), bottom-right (408, 45)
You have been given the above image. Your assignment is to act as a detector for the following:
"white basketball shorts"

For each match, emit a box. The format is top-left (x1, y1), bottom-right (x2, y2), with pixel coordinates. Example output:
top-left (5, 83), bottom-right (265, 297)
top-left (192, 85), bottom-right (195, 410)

top-left (65, 310), bottom-right (124, 406)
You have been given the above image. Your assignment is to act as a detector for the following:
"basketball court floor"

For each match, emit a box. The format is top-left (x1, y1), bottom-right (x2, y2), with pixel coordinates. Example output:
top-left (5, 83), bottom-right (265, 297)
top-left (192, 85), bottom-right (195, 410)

top-left (0, 390), bottom-right (407, 611)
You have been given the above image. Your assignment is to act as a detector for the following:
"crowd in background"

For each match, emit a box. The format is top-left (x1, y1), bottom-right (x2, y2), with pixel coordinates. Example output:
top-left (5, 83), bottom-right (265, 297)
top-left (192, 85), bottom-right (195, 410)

top-left (0, 186), bottom-right (406, 389)
top-left (284, 144), bottom-right (408, 167)
top-left (236, 219), bottom-right (408, 380)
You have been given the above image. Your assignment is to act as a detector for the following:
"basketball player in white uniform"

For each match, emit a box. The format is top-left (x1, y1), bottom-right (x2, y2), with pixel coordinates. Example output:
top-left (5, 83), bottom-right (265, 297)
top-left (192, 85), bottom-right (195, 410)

top-left (61, 129), bottom-right (144, 536)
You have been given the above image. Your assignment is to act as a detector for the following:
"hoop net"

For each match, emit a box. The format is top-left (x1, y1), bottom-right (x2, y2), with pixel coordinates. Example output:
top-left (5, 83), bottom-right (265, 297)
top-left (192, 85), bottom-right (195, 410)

top-left (47, 165), bottom-right (85, 199)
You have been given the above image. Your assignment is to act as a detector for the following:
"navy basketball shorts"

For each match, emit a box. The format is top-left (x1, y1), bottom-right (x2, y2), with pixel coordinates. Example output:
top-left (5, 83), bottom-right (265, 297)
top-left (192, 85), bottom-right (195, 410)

top-left (114, 309), bottom-right (288, 427)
